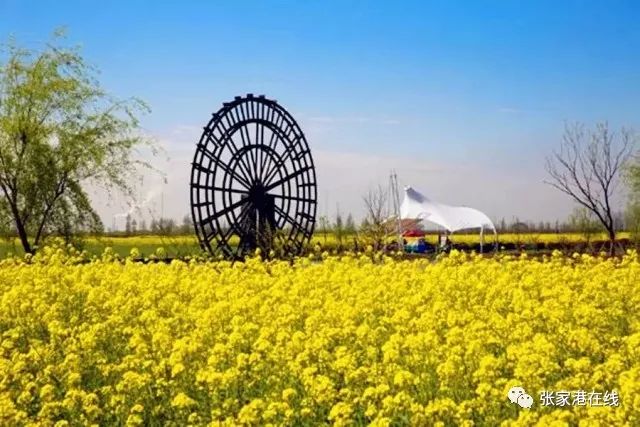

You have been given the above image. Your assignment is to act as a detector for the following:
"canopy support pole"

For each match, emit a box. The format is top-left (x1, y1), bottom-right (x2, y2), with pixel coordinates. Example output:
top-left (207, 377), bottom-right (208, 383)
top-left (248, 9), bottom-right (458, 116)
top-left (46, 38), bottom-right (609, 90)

top-left (480, 225), bottom-right (484, 253)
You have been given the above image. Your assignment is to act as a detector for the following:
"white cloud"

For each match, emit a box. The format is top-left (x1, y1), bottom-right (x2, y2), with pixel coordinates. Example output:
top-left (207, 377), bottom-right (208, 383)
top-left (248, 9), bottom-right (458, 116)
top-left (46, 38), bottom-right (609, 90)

top-left (89, 129), bottom-right (578, 231)
top-left (313, 149), bottom-right (574, 223)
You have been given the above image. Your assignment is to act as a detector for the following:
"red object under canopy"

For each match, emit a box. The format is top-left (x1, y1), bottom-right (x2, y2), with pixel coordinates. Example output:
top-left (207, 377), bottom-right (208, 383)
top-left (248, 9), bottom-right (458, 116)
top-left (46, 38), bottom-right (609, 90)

top-left (402, 229), bottom-right (425, 237)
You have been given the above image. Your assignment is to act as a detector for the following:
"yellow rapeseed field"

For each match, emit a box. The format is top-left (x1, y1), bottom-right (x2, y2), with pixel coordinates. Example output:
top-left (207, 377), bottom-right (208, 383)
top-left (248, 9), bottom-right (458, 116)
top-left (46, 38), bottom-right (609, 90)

top-left (1, 245), bottom-right (639, 426)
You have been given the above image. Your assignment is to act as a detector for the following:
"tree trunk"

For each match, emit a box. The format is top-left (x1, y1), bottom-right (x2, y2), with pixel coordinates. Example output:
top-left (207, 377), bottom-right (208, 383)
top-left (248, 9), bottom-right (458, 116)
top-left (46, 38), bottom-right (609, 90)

top-left (3, 197), bottom-right (32, 254)
top-left (607, 228), bottom-right (616, 257)
top-left (10, 210), bottom-right (33, 254)
top-left (16, 223), bottom-right (33, 254)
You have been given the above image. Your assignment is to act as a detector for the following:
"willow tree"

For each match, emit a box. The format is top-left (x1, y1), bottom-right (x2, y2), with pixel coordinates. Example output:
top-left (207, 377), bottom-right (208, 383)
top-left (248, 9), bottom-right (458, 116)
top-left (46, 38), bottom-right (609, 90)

top-left (0, 31), bottom-right (153, 253)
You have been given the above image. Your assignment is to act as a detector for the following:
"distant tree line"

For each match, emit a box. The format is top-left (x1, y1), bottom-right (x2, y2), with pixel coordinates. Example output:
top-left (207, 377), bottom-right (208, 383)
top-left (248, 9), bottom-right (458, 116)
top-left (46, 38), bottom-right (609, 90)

top-left (113, 214), bottom-right (194, 236)
top-left (0, 208), bottom-right (625, 240)
top-left (493, 211), bottom-right (626, 235)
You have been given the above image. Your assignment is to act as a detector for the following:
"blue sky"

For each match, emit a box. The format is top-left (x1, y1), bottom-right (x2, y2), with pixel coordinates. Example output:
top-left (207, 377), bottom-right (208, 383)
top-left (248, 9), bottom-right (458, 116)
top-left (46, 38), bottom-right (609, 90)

top-left (2, 1), bottom-right (640, 225)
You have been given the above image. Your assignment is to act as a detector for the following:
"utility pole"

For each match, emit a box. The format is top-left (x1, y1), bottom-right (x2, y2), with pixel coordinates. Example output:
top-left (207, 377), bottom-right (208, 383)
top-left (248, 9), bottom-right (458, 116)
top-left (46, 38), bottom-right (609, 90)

top-left (139, 175), bottom-right (144, 229)
top-left (325, 190), bottom-right (329, 219)
top-left (389, 170), bottom-right (403, 250)
top-left (161, 191), bottom-right (164, 220)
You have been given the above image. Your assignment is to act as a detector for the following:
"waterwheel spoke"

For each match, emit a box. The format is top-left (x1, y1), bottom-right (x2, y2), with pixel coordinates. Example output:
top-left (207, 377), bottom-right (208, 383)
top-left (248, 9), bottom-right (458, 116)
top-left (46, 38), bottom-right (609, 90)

top-left (194, 150), bottom-right (252, 190)
top-left (200, 197), bottom-right (248, 228)
top-left (231, 105), bottom-right (259, 183)
top-left (192, 183), bottom-right (249, 196)
top-left (262, 137), bottom-right (303, 185)
top-left (270, 193), bottom-right (317, 204)
top-left (209, 203), bottom-right (252, 259)
top-left (214, 186), bottom-right (249, 195)
top-left (220, 203), bottom-right (250, 241)
top-left (259, 111), bottom-right (290, 183)
top-left (213, 116), bottom-right (255, 183)
top-left (265, 166), bottom-right (313, 192)
top-left (273, 204), bottom-right (300, 230)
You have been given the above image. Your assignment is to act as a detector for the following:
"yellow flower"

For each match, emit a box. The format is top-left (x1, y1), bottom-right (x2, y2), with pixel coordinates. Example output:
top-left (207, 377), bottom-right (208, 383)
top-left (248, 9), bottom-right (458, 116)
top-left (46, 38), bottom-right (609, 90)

top-left (171, 392), bottom-right (197, 409)
top-left (282, 388), bottom-right (297, 402)
top-left (0, 247), bottom-right (637, 424)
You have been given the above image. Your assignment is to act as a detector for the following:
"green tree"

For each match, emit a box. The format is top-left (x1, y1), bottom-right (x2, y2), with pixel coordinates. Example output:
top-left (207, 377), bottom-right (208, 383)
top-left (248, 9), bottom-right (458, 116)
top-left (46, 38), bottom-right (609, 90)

top-left (625, 203), bottom-right (640, 248)
top-left (344, 213), bottom-right (356, 234)
top-left (125, 214), bottom-right (132, 236)
top-left (180, 213), bottom-right (193, 235)
top-left (0, 31), bottom-right (154, 253)
top-left (318, 215), bottom-right (329, 245)
top-left (333, 211), bottom-right (344, 249)
top-left (627, 157), bottom-right (640, 197)
top-left (155, 217), bottom-right (176, 235)
top-left (625, 155), bottom-right (640, 247)
top-left (567, 206), bottom-right (601, 246)
top-left (164, 218), bottom-right (176, 235)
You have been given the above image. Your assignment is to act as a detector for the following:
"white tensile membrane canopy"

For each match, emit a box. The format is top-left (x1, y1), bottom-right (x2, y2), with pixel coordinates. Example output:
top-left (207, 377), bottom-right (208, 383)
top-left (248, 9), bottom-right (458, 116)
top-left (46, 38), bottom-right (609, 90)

top-left (399, 186), bottom-right (497, 247)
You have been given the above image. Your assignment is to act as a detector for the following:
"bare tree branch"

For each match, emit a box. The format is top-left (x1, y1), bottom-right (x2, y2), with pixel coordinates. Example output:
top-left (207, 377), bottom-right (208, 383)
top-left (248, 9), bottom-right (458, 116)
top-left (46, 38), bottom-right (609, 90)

top-left (545, 122), bottom-right (637, 255)
top-left (361, 184), bottom-right (389, 250)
